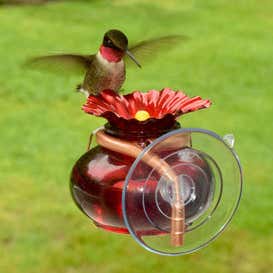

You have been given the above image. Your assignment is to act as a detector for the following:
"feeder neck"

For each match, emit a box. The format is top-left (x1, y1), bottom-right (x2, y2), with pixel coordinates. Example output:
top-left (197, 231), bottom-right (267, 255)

top-left (104, 119), bottom-right (181, 141)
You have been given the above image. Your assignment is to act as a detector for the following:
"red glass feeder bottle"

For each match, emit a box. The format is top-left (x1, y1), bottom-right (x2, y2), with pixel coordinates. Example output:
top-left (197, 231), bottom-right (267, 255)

top-left (70, 89), bottom-right (243, 255)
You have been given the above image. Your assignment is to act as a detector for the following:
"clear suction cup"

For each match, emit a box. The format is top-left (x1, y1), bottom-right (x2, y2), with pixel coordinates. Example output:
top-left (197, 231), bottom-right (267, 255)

top-left (122, 128), bottom-right (242, 256)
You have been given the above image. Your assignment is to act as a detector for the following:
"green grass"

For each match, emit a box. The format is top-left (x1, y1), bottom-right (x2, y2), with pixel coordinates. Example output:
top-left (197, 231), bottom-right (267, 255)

top-left (0, 0), bottom-right (272, 272)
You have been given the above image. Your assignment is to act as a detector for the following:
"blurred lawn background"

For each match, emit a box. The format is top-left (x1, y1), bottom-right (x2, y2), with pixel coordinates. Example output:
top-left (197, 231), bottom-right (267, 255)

top-left (0, 0), bottom-right (272, 272)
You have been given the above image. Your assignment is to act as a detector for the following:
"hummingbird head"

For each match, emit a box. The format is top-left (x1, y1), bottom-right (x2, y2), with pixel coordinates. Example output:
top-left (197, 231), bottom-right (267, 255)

top-left (102, 29), bottom-right (141, 67)
top-left (103, 29), bottom-right (128, 51)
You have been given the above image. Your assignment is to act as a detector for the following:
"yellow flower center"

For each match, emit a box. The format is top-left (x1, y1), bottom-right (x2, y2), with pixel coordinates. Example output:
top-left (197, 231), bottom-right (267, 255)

top-left (134, 110), bottom-right (150, 121)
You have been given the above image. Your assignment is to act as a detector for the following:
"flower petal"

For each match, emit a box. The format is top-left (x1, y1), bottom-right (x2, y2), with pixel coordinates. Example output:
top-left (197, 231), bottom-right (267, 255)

top-left (82, 88), bottom-right (211, 121)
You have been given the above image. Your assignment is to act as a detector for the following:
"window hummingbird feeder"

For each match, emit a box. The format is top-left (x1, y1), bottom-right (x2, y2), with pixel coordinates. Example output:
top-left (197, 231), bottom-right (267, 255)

top-left (70, 88), bottom-right (243, 256)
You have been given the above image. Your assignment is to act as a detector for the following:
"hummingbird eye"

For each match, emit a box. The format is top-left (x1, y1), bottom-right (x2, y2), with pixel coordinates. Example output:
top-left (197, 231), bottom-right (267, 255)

top-left (107, 39), bottom-right (113, 46)
top-left (103, 36), bottom-right (119, 49)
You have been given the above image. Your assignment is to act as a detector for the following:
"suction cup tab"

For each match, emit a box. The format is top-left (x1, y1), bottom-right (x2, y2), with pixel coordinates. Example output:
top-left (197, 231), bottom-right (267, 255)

top-left (122, 128), bottom-right (242, 256)
top-left (223, 133), bottom-right (235, 148)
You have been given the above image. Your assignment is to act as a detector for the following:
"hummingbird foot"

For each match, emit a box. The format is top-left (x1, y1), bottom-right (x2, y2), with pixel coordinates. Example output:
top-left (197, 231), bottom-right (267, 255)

top-left (76, 84), bottom-right (89, 98)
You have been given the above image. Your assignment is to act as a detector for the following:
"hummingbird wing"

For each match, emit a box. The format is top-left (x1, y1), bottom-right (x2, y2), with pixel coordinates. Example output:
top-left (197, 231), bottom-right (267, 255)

top-left (125, 35), bottom-right (187, 67)
top-left (25, 54), bottom-right (94, 76)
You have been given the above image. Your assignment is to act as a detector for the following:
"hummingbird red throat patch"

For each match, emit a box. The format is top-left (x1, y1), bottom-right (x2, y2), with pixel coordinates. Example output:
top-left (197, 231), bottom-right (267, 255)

top-left (99, 45), bottom-right (124, 62)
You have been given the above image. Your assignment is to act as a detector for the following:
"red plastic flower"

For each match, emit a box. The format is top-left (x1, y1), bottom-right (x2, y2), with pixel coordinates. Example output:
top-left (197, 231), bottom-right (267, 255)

top-left (82, 88), bottom-right (211, 121)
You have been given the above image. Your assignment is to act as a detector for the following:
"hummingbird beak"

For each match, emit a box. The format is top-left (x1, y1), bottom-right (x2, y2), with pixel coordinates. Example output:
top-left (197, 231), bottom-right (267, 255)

top-left (126, 50), bottom-right (141, 68)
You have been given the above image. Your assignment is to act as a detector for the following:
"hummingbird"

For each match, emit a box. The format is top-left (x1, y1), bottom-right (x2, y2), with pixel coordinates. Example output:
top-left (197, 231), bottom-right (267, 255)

top-left (27, 29), bottom-right (186, 96)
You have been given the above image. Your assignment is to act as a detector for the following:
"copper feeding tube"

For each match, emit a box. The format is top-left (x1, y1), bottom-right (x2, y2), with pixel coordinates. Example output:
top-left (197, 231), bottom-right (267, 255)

top-left (94, 129), bottom-right (186, 247)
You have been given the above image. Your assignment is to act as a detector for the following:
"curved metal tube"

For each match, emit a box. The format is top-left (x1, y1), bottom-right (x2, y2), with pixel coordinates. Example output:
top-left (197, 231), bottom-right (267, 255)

top-left (95, 129), bottom-right (185, 246)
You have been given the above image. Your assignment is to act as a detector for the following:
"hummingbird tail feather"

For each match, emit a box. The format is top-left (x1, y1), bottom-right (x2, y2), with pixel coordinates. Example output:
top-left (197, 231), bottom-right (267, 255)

top-left (76, 84), bottom-right (89, 98)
